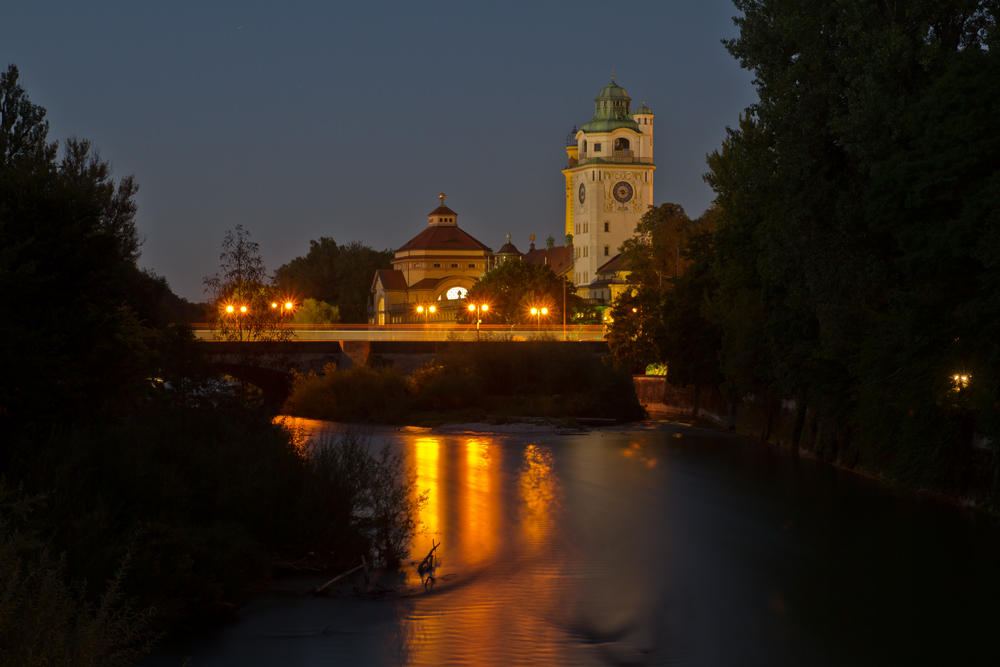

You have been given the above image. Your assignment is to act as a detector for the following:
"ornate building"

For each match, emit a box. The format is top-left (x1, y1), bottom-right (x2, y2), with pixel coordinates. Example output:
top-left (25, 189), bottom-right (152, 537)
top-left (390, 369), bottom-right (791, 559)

top-left (370, 194), bottom-right (493, 325)
top-left (562, 76), bottom-right (654, 297)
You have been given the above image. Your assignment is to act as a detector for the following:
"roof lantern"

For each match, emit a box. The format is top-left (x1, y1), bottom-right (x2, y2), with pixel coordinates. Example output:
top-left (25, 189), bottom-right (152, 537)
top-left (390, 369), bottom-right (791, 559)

top-left (427, 192), bottom-right (458, 227)
top-left (579, 74), bottom-right (640, 134)
top-left (565, 125), bottom-right (578, 147)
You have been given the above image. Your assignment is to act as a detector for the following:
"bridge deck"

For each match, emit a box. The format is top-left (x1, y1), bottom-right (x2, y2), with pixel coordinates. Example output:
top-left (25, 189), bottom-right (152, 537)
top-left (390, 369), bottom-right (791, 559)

top-left (191, 324), bottom-right (606, 342)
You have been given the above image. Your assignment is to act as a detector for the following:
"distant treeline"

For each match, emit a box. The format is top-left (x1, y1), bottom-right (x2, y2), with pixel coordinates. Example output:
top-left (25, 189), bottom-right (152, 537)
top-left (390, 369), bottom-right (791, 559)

top-left (609, 0), bottom-right (1000, 496)
top-left (273, 238), bottom-right (393, 323)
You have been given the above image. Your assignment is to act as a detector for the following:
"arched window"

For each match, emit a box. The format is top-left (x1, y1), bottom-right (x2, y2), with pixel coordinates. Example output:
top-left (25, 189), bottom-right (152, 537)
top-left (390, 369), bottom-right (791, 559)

top-left (446, 286), bottom-right (468, 300)
top-left (613, 137), bottom-right (630, 151)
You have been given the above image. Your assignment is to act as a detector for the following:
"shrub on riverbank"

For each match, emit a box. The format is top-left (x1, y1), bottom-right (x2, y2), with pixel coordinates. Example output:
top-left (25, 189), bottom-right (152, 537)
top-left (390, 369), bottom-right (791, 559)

top-left (282, 365), bottom-right (410, 422)
top-left (282, 341), bottom-right (645, 423)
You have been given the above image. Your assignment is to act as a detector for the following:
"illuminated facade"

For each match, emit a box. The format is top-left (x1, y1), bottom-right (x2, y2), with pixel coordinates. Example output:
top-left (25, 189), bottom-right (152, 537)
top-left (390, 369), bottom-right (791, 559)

top-left (370, 194), bottom-right (493, 325)
top-left (562, 77), bottom-right (655, 297)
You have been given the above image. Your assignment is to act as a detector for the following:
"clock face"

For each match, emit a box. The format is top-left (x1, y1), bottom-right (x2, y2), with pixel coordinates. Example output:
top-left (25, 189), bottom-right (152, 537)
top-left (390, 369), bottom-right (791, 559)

top-left (613, 181), bottom-right (634, 204)
top-left (578, 183), bottom-right (586, 204)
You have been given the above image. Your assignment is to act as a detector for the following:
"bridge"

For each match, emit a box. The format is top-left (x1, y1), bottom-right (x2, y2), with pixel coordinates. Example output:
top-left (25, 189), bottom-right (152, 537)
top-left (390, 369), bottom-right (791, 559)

top-left (197, 326), bottom-right (609, 404)
top-left (191, 323), bottom-right (606, 342)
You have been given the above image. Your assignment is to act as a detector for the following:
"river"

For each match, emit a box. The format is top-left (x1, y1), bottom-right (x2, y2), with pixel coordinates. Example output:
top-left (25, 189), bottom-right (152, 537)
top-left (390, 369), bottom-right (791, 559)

top-left (148, 418), bottom-right (1000, 666)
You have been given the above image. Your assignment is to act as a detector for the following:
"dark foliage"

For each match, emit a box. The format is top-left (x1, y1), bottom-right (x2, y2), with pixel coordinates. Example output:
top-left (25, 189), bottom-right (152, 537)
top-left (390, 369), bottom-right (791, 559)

top-left (273, 238), bottom-right (393, 323)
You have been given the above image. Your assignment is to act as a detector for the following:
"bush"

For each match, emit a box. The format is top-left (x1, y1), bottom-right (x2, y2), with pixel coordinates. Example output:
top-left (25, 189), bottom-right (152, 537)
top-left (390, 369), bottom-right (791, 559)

top-left (283, 364), bottom-right (410, 423)
top-left (0, 481), bottom-right (155, 666)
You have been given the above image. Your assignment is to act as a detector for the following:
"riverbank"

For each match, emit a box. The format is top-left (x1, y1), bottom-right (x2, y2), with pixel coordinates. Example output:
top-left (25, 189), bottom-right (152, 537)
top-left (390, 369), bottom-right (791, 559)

top-left (636, 376), bottom-right (1000, 512)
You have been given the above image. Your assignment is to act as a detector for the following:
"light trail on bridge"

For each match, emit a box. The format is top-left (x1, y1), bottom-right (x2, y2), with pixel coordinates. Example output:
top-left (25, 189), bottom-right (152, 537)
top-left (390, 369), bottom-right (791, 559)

top-left (190, 324), bottom-right (606, 342)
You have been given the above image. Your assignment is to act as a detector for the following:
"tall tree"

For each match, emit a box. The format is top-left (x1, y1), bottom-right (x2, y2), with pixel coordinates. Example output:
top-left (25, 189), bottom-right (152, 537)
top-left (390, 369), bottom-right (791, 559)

top-left (273, 238), bottom-right (392, 323)
top-left (463, 260), bottom-right (575, 326)
top-left (204, 225), bottom-right (291, 344)
top-left (703, 0), bottom-right (1000, 482)
top-left (0, 64), bottom-right (155, 443)
top-left (618, 203), bottom-right (694, 291)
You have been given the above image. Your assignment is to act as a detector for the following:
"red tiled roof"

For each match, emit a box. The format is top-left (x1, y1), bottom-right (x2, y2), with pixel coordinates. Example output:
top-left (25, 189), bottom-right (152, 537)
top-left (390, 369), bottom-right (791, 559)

top-left (409, 277), bottom-right (441, 289)
top-left (397, 225), bottom-right (492, 253)
top-left (374, 269), bottom-right (408, 290)
top-left (523, 245), bottom-right (573, 273)
top-left (427, 205), bottom-right (457, 217)
top-left (597, 253), bottom-right (630, 275)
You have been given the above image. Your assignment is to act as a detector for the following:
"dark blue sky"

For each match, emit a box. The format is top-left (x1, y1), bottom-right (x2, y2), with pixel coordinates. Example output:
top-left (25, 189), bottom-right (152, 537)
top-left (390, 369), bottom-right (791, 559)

top-left (3, 1), bottom-right (756, 301)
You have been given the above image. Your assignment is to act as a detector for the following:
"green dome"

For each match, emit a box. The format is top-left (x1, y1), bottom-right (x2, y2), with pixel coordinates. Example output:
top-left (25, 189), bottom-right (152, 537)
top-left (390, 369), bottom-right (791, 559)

top-left (596, 79), bottom-right (630, 100)
top-left (579, 77), bottom-right (639, 133)
top-left (635, 101), bottom-right (653, 115)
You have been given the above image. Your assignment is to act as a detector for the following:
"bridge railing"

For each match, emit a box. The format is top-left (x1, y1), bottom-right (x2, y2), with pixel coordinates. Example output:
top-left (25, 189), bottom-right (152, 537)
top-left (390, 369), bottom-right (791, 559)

top-left (190, 323), bottom-right (606, 342)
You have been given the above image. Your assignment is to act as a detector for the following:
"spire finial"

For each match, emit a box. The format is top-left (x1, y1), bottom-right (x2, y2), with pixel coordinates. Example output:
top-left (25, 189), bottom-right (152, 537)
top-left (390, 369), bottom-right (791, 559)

top-left (506, 233), bottom-right (511, 243)
top-left (439, 192), bottom-right (446, 204)
top-left (611, 67), bottom-right (615, 81)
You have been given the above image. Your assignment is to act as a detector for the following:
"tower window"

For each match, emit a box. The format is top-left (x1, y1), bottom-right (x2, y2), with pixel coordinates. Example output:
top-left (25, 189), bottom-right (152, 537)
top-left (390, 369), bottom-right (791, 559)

top-left (604, 222), bottom-right (609, 232)
top-left (433, 263), bottom-right (441, 268)
top-left (594, 143), bottom-right (601, 152)
top-left (604, 245), bottom-right (610, 256)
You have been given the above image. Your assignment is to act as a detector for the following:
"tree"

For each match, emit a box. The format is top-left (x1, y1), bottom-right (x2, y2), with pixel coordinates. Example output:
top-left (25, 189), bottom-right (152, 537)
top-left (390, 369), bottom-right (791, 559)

top-left (702, 0), bottom-right (1000, 482)
top-left (462, 260), bottom-right (575, 326)
top-left (273, 238), bottom-right (393, 323)
top-left (204, 225), bottom-right (292, 404)
top-left (618, 203), bottom-right (695, 291)
top-left (204, 225), bottom-right (290, 344)
top-left (292, 298), bottom-right (340, 324)
top-left (0, 64), bottom-right (156, 443)
top-left (656, 227), bottom-right (723, 389)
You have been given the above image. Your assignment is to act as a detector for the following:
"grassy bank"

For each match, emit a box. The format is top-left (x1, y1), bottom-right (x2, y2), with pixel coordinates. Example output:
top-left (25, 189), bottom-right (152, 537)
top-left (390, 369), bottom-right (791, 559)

top-left (282, 340), bottom-right (646, 424)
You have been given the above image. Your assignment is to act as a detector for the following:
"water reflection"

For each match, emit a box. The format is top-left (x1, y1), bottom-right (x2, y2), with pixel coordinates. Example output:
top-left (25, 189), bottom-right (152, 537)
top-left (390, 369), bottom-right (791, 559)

top-left (518, 444), bottom-right (558, 546)
top-left (463, 439), bottom-right (498, 567)
top-left (148, 425), bottom-right (1000, 666)
top-left (412, 437), bottom-right (441, 543)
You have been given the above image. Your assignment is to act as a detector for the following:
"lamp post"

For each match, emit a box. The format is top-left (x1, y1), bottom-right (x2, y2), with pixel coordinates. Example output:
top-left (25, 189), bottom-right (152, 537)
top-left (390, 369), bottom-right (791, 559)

top-left (274, 300), bottom-right (294, 325)
top-left (416, 304), bottom-right (436, 324)
top-left (530, 307), bottom-right (548, 332)
top-left (468, 303), bottom-right (488, 341)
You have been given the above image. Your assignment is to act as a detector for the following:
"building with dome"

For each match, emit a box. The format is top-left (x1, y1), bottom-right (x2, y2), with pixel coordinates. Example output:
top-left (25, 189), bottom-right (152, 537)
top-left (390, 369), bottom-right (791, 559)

top-left (370, 194), bottom-right (493, 325)
top-left (563, 76), bottom-right (653, 297)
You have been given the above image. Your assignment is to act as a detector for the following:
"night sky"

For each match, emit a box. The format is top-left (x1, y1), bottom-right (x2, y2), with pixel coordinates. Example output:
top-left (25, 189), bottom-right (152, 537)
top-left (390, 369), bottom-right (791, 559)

top-left (3, 1), bottom-right (756, 301)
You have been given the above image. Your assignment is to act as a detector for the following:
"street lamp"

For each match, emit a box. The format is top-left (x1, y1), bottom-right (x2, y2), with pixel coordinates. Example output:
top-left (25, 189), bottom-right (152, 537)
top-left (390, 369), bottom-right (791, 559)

top-left (468, 303), bottom-right (488, 341)
top-left (416, 304), bottom-right (436, 324)
top-left (530, 307), bottom-right (548, 331)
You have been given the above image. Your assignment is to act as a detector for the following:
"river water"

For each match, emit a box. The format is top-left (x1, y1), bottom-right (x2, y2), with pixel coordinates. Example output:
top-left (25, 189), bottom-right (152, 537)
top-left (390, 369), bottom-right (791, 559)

top-left (149, 419), bottom-right (1000, 666)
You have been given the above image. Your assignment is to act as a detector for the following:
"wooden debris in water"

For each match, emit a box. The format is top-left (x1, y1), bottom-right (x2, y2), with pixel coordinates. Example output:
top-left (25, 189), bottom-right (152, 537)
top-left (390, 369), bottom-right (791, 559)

top-left (311, 555), bottom-right (368, 595)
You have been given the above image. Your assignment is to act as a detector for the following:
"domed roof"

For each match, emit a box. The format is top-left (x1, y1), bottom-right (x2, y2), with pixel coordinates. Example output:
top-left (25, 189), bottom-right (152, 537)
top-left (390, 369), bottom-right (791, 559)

top-left (596, 78), bottom-right (630, 100)
top-left (497, 234), bottom-right (520, 256)
top-left (565, 125), bottom-right (578, 147)
top-left (580, 77), bottom-right (639, 134)
top-left (635, 101), bottom-right (653, 115)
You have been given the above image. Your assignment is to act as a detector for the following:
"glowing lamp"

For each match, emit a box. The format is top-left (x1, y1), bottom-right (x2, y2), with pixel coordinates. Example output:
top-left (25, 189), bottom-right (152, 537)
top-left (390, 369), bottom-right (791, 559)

top-left (429, 306), bottom-right (436, 313)
top-left (226, 305), bottom-right (234, 313)
top-left (417, 306), bottom-right (424, 313)
top-left (481, 304), bottom-right (488, 311)
top-left (531, 308), bottom-right (538, 315)
top-left (271, 302), bottom-right (277, 308)
top-left (541, 308), bottom-right (548, 315)
top-left (469, 304), bottom-right (475, 311)
top-left (240, 306), bottom-right (247, 313)
top-left (285, 302), bottom-right (293, 310)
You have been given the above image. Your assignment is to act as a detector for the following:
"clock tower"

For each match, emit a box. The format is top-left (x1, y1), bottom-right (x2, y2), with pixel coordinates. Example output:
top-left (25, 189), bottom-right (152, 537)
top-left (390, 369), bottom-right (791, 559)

top-left (562, 77), bottom-right (655, 294)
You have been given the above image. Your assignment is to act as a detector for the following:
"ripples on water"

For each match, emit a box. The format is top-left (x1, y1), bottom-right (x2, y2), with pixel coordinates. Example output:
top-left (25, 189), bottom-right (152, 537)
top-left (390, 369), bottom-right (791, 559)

top-left (149, 419), bottom-right (1000, 666)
